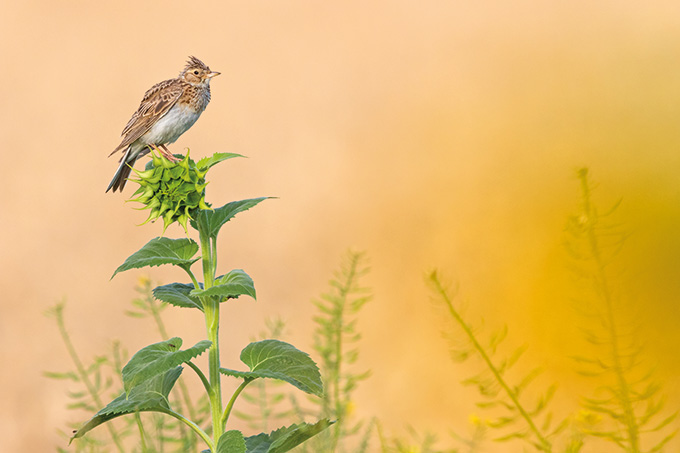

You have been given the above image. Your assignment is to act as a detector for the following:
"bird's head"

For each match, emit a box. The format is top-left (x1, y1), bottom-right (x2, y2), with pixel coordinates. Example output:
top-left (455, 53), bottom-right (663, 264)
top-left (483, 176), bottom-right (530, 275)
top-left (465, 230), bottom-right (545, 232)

top-left (181, 56), bottom-right (220, 86)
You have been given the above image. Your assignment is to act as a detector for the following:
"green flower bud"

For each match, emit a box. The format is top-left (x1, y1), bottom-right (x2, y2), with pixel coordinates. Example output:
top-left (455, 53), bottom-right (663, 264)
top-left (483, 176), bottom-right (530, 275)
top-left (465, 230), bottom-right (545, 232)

top-left (128, 149), bottom-right (211, 234)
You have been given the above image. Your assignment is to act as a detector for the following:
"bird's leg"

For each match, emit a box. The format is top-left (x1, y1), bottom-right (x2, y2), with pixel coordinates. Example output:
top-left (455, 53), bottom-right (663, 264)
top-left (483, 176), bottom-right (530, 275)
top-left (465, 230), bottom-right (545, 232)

top-left (159, 144), bottom-right (180, 162)
top-left (149, 143), bottom-right (180, 162)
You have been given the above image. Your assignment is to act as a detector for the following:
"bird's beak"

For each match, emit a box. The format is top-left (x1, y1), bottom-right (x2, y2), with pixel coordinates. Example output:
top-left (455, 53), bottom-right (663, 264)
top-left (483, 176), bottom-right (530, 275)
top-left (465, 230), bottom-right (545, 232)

top-left (207, 71), bottom-right (221, 79)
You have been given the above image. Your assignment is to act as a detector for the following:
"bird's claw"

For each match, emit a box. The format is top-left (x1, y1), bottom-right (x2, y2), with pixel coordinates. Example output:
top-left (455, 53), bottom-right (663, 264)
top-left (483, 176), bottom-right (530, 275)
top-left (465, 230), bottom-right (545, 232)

top-left (149, 144), bottom-right (180, 162)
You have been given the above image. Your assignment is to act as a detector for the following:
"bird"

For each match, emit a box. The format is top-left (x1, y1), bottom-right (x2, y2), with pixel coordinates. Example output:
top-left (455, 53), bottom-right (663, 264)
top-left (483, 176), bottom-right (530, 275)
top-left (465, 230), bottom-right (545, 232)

top-left (106, 56), bottom-right (220, 192)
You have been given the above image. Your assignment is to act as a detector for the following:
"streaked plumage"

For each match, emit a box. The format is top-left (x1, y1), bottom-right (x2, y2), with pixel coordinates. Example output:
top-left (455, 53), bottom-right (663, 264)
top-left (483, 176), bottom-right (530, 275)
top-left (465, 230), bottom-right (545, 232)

top-left (107, 56), bottom-right (220, 192)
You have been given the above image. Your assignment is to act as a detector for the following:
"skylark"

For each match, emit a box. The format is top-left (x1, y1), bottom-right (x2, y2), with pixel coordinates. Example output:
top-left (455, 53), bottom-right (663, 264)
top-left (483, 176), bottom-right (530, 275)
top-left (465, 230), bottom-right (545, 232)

top-left (106, 56), bottom-right (220, 192)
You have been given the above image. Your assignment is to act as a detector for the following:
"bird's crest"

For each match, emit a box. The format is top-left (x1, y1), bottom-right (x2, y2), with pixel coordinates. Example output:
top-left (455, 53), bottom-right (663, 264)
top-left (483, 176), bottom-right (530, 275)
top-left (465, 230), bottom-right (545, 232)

top-left (182, 56), bottom-right (210, 74)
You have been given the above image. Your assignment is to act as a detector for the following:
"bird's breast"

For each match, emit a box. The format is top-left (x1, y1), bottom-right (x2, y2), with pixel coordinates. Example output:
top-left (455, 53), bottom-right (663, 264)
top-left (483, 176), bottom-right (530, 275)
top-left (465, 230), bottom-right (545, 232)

top-left (143, 104), bottom-right (203, 145)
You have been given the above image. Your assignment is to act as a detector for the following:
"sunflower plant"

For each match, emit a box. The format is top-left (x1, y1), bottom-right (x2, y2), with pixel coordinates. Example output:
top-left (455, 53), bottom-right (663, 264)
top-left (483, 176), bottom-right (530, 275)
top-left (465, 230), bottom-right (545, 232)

top-left (71, 151), bottom-right (333, 452)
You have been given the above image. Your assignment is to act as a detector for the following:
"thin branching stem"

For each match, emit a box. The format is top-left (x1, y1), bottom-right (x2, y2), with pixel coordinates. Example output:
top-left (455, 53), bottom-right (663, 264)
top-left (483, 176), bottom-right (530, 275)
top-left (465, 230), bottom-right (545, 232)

top-left (222, 378), bottom-right (254, 429)
top-left (187, 360), bottom-right (212, 396)
top-left (577, 169), bottom-right (640, 452)
top-left (134, 412), bottom-right (149, 452)
top-left (329, 255), bottom-right (358, 451)
top-left (183, 266), bottom-right (202, 293)
top-left (429, 275), bottom-right (552, 452)
top-left (155, 407), bottom-right (213, 450)
top-left (52, 303), bottom-right (127, 453)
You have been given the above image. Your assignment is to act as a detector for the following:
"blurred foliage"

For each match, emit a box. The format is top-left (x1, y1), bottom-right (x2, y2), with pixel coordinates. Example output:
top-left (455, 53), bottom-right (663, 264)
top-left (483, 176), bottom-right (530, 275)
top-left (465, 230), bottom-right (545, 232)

top-left (293, 250), bottom-right (373, 452)
top-left (233, 318), bottom-right (295, 433)
top-left (565, 168), bottom-right (678, 453)
top-left (47, 171), bottom-right (680, 452)
top-left (427, 272), bottom-right (560, 452)
top-left (46, 279), bottom-right (211, 452)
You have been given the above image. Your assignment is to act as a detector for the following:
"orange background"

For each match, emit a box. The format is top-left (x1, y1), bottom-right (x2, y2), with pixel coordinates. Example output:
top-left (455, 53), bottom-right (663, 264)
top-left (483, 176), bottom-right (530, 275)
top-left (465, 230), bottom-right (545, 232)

top-left (1, 1), bottom-right (679, 451)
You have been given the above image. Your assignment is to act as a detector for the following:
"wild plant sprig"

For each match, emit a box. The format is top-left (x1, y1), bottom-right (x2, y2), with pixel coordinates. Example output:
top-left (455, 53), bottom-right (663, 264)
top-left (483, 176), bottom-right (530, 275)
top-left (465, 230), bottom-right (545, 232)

top-left (565, 168), bottom-right (678, 453)
top-left (427, 272), bottom-right (557, 452)
top-left (45, 302), bottom-right (127, 452)
top-left (295, 250), bottom-right (373, 453)
top-left (376, 421), bottom-right (457, 453)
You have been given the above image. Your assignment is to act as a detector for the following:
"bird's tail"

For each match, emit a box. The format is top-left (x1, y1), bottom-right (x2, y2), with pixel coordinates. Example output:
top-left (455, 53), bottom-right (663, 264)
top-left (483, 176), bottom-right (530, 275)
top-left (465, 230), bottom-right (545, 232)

top-left (106, 148), bottom-right (137, 193)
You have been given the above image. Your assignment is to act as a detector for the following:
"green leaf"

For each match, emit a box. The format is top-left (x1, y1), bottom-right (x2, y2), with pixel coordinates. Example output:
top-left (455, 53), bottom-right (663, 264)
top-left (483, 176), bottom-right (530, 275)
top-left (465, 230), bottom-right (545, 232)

top-left (244, 420), bottom-right (335, 453)
top-left (192, 198), bottom-right (271, 238)
top-left (43, 371), bottom-right (79, 381)
top-left (112, 237), bottom-right (199, 278)
top-left (191, 269), bottom-right (256, 301)
top-left (217, 430), bottom-right (246, 453)
top-left (122, 338), bottom-right (211, 394)
top-left (196, 152), bottom-right (244, 171)
top-left (71, 367), bottom-right (182, 443)
top-left (221, 340), bottom-right (323, 397)
top-left (153, 282), bottom-right (203, 311)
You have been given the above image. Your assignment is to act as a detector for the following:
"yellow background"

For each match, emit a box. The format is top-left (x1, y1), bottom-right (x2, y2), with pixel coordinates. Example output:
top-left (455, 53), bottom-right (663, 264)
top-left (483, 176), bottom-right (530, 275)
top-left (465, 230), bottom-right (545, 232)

top-left (1, 1), bottom-right (679, 451)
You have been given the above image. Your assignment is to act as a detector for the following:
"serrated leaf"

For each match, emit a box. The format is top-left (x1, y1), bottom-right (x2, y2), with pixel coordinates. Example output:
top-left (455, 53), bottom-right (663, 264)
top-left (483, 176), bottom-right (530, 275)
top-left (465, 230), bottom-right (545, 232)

top-left (196, 152), bottom-right (243, 171)
top-left (217, 430), bottom-right (246, 453)
top-left (244, 420), bottom-right (334, 453)
top-left (123, 338), bottom-right (211, 394)
top-left (221, 340), bottom-right (323, 397)
top-left (153, 282), bottom-right (203, 311)
top-left (192, 198), bottom-right (271, 238)
top-left (191, 269), bottom-right (256, 301)
top-left (112, 237), bottom-right (199, 278)
top-left (71, 367), bottom-right (182, 443)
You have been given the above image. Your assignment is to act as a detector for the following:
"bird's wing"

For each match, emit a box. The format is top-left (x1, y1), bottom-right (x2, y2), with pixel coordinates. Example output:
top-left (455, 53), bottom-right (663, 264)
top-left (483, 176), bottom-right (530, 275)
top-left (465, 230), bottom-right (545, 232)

top-left (109, 79), bottom-right (184, 156)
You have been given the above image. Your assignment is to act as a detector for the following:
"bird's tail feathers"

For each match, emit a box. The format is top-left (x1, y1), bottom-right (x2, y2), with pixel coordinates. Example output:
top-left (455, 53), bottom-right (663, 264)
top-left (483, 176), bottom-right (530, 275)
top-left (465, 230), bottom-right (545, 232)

top-left (106, 148), bottom-right (137, 193)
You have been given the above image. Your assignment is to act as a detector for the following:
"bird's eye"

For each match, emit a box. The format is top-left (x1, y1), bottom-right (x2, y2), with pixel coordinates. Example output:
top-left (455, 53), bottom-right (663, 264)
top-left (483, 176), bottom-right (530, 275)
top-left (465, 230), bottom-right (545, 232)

top-left (193, 70), bottom-right (199, 75)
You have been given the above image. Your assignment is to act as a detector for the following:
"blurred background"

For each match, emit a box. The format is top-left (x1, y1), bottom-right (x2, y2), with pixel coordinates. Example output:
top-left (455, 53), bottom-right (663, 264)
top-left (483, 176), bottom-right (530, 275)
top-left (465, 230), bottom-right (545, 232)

top-left (1, 1), bottom-right (679, 451)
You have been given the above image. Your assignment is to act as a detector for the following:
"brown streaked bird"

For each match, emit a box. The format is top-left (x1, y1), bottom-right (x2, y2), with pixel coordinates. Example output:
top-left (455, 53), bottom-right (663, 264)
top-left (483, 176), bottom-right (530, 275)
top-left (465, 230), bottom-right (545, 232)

top-left (106, 56), bottom-right (220, 192)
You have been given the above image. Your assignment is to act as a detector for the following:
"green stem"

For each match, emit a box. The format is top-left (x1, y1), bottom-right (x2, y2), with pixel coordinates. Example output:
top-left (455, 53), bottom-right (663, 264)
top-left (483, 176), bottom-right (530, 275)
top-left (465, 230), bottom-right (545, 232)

top-left (578, 170), bottom-right (640, 452)
top-left (204, 298), bottom-right (222, 443)
top-left (329, 255), bottom-right (358, 451)
top-left (155, 408), bottom-right (213, 450)
top-left (135, 412), bottom-right (149, 452)
top-left (183, 266), bottom-right (202, 292)
top-left (187, 360), bottom-right (211, 396)
top-left (211, 237), bottom-right (218, 281)
top-left (430, 275), bottom-right (552, 452)
top-left (52, 303), bottom-right (127, 453)
top-left (198, 219), bottom-right (223, 445)
top-left (221, 378), bottom-right (253, 428)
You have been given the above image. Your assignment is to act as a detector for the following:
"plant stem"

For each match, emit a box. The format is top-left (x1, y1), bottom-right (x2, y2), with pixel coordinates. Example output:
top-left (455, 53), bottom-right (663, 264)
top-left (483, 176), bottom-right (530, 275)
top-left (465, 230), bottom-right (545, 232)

top-left (183, 266), bottom-right (202, 292)
top-left (198, 220), bottom-right (223, 446)
top-left (204, 299), bottom-right (222, 443)
top-left (156, 408), bottom-right (214, 450)
top-left (429, 275), bottom-right (552, 452)
top-left (52, 303), bottom-right (127, 453)
top-left (211, 237), bottom-right (218, 280)
top-left (329, 254), bottom-right (359, 451)
top-left (222, 378), bottom-right (253, 428)
top-left (187, 360), bottom-right (212, 396)
top-left (577, 169), bottom-right (640, 452)
top-left (135, 412), bottom-right (149, 452)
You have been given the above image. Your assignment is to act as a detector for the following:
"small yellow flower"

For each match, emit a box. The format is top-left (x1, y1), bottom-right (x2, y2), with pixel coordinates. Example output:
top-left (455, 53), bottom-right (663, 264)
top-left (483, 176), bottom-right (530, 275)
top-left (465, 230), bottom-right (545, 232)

top-left (468, 414), bottom-right (481, 427)
top-left (345, 401), bottom-right (356, 417)
top-left (576, 409), bottom-right (602, 426)
top-left (137, 275), bottom-right (151, 288)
